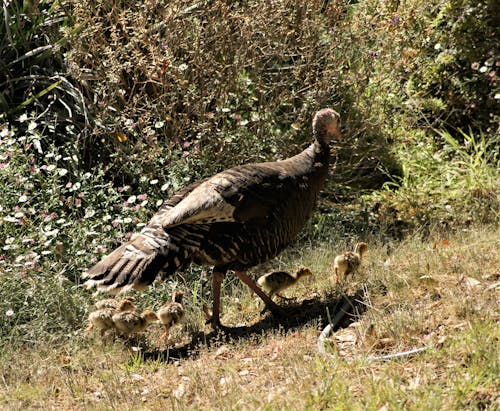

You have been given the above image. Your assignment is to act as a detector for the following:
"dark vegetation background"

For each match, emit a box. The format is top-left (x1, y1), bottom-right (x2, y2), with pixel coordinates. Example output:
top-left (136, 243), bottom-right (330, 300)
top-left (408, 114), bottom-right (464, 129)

top-left (0, 0), bottom-right (498, 345)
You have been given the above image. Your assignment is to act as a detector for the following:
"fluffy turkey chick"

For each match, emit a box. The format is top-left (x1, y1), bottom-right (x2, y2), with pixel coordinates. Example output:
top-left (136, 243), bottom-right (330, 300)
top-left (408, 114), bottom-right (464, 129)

top-left (157, 290), bottom-right (185, 342)
top-left (333, 242), bottom-right (368, 283)
top-left (112, 309), bottom-right (158, 336)
top-left (257, 267), bottom-right (314, 300)
top-left (86, 300), bottom-right (135, 336)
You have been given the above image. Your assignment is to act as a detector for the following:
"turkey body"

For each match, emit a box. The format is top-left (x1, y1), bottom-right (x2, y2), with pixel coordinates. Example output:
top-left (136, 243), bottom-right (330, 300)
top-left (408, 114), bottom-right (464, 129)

top-left (84, 109), bottom-right (341, 327)
top-left (257, 267), bottom-right (314, 299)
top-left (86, 299), bottom-right (135, 336)
top-left (333, 242), bottom-right (368, 283)
top-left (112, 309), bottom-right (158, 335)
top-left (157, 290), bottom-right (185, 342)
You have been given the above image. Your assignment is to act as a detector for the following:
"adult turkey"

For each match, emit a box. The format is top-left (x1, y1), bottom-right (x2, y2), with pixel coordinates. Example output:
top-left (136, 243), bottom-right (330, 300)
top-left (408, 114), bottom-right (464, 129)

top-left (83, 108), bottom-right (342, 327)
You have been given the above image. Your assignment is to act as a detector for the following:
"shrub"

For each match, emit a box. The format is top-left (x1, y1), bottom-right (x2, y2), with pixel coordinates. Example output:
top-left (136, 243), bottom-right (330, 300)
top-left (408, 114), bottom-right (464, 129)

top-left (63, 0), bottom-right (397, 193)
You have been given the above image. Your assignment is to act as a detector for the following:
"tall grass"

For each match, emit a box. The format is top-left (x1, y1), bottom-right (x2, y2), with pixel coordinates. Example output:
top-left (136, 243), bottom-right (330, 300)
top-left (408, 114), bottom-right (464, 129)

top-left (368, 128), bottom-right (499, 231)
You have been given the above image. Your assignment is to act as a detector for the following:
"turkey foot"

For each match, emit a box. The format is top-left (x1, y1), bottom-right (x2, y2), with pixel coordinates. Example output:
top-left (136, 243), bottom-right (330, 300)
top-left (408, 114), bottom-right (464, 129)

top-left (276, 293), bottom-right (295, 301)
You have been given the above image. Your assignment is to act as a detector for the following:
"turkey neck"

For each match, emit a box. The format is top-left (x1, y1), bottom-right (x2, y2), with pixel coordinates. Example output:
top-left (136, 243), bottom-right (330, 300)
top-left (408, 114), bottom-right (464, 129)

top-left (278, 140), bottom-right (330, 186)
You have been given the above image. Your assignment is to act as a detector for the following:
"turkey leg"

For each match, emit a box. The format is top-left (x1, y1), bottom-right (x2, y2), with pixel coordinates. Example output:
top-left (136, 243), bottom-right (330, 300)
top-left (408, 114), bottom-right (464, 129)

top-left (234, 271), bottom-right (281, 313)
top-left (210, 268), bottom-right (226, 328)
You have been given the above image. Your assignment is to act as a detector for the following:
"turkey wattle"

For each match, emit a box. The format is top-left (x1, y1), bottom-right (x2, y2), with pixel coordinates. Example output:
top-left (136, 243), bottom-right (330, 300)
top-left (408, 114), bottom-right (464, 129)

top-left (83, 108), bottom-right (342, 327)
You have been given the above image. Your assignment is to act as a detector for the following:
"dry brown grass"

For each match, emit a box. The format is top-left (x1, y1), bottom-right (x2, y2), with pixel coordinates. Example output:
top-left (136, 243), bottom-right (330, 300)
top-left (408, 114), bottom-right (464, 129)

top-left (1, 225), bottom-right (499, 410)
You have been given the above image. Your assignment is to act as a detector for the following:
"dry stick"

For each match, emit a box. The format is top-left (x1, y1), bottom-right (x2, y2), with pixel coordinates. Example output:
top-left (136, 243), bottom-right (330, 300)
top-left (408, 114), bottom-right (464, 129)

top-left (366, 347), bottom-right (428, 361)
top-left (317, 298), bottom-right (352, 356)
top-left (318, 317), bottom-right (429, 361)
top-left (318, 286), bottom-right (429, 361)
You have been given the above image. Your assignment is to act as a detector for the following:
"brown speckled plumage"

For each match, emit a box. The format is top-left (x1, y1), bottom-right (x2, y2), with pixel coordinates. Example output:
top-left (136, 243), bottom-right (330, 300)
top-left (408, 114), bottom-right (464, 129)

top-left (86, 299), bottom-right (135, 336)
top-left (83, 109), bottom-right (342, 327)
top-left (257, 267), bottom-right (314, 299)
top-left (112, 309), bottom-right (158, 335)
top-left (157, 290), bottom-right (185, 342)
top-left (333, 242), bottom-right (368, 283)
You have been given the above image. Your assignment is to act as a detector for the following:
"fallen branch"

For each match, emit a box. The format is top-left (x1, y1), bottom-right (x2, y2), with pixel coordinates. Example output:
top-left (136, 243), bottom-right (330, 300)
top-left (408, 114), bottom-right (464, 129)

top-left (318, 319), bottom-right (429, 361)
top-left (317, 298), bottom-right (352, 356)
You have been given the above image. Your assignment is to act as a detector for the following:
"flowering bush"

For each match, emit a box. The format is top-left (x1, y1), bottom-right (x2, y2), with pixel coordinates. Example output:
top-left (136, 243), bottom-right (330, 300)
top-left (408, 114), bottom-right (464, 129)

top-left (0, 118), bottom-right (157, 345)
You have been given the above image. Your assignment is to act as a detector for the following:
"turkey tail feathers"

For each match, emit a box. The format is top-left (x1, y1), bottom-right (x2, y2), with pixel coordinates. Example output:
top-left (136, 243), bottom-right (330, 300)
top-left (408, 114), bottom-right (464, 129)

top-left (83, 229), bottom-right (186, 294)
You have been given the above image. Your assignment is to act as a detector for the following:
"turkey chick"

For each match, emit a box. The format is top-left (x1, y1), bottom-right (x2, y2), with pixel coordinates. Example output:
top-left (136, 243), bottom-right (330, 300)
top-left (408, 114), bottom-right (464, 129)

top-left (157, 290), bottom-right (185, 342)
top-left (257, 266), bottom-right (314, 300)
top-left (86, 299), bottom-right (135, 336)
top-left (333, 242), bottom-right (368, 283)
top-left (112, 309), bottom-right (159, 336)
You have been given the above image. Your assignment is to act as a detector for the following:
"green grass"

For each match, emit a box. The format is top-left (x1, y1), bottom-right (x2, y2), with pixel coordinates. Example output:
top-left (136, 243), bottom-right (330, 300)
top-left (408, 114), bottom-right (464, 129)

top-left (0, 226), bottom-right (498, 410)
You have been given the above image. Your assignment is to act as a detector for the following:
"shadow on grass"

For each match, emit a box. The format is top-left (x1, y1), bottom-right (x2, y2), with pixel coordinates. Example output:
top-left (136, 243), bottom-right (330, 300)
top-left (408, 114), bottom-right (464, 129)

top-left (142, 288), bottom-right (368, 363)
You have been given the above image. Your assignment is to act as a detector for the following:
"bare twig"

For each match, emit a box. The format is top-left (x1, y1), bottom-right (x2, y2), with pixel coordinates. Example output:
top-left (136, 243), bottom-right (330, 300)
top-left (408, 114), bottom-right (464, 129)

top-left (318, 317), bottom-right (429, 361)
top-left (317, 298), bottom-right (352, 355)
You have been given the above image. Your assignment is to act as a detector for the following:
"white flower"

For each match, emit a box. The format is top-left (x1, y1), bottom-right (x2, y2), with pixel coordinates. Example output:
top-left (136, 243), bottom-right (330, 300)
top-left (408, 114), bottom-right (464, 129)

top-left (160, 183), bottom-right (169, 191)
top-left (33, 138), bottom-right (43, 154)
top-left (154, 121), bottom-right (164, 129)
top-left (127, 195), bottom-right (137, 204)
top-left (479, 66), bottom-right (488, 73)
top-left (6, 309), bottom-right (14, 317)
top-left (58, 168), bottom-right (68, 176)
top-left (150, 179), bottom-right (159, 185)
top-left (178, 63), bottom-right (188, 71)
top-left (0, 126), bottom-right (10, 138)
top-left (46, 229), bottom-right (60, 237)
top-left (18, 195), bottom-right (28, 203)
top-left (46, 164), bottom-right (56, 172)
top-left (156, 199), bottom-right (163, 207)
top-left (84, 207), bottom-right (96, 219)
top-left (18, 113), bottom-right (28, 122)
top-left (28, 120), bottom-right (38, 132)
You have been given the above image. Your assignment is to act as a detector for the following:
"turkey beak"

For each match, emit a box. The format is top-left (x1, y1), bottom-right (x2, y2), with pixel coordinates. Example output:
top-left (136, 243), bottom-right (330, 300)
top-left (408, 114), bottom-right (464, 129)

top-left (336, 129), bottom-right (343, 142)
top-left (326, 123), bottom-right (342, 142)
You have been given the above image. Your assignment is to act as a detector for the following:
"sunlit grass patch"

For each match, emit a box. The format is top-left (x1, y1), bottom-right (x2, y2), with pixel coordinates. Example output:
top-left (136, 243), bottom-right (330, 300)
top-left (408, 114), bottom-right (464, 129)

top-left (1, 226), bottom-right (498, 410)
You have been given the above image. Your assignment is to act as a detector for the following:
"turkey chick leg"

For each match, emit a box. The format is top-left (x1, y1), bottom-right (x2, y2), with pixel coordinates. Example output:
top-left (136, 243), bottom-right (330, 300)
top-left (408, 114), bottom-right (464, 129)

top-left (234, 271), bottom-right (281, 313)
